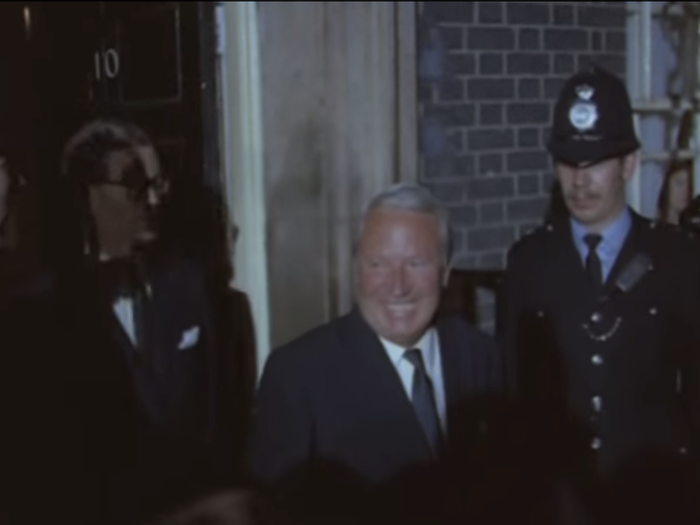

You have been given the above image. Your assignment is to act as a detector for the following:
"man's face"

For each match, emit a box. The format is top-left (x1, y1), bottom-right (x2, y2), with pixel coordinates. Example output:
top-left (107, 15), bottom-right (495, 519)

top-left (556, 152), bottom-right (637, 231)
top-left (88, 145), bottom-right (169, 255)
top-left (355, 208), bottom-right (446, 348)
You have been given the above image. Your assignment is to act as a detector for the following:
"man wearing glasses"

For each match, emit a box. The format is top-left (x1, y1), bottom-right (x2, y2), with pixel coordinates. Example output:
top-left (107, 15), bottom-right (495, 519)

top-left (28, 117), bottom-right (225, 525)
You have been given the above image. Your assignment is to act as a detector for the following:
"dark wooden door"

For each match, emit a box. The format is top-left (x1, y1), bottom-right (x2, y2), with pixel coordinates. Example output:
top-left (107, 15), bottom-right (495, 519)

top-left (0, 1), bottom-right (220, 264)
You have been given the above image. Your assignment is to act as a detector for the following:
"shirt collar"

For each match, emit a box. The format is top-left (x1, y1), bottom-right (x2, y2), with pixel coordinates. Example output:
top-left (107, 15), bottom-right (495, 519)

top-left (380, 328), bottom-right (438, 369)
top-left (570, 206), bottom-right (632, 256)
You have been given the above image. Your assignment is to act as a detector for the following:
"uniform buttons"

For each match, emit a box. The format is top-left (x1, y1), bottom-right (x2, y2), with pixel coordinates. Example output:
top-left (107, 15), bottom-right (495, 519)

top-left (591, 396), bottom-right (602, 412)
top-left (537, 310), bottom-right (545, 318)
top-left (591, 354), bottom-right (604, 366)
top-left (679, 447), bottom-right (689, 455)
top-left (591, 312), bottom-right (602, 323)
top-left (546, 224), bottom-right (554, 232)
top-left (590, 437), bottom-right (602, 450)
top-left (649, 307), bottom-right (658, 316)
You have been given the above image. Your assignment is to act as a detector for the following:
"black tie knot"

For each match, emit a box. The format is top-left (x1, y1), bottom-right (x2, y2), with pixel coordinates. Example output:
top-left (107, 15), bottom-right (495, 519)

top-left (403, 348), bottom-right (426, 371)
top-left (584, 233), bottom-right (603, 251)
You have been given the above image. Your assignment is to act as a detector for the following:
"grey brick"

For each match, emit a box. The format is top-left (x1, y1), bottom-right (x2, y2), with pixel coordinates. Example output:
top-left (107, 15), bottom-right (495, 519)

top-left (479, 251), bottom-right (505, 269)
top-left (542, 127), bottom-right (551, 148)
top-left (446, 129), bottom-right (465, 153)
top-left (480, 53), bottom-right (503, 75)
top-left (440, 26), bottom-right (464, 51)
top-left (519, 28), bottom-right (541, 50)
top-left (507, 102), bottom-right (550, 124)
top-left (468, 225), bottom-right (516, 252)
top-left (544, 78), bottom-right (567, 99)
top-left (542, 171), bottom-right (556, 193)
top-left (479, 201), bottom-right (504, 224)
top-left (424, 2), bottom-right (475, 24)
top-left (518, 127), bottom-right (540, 148)
top-left (467, 176), bottom-right (515, 200)
top-left (506, 197), bottom-right (548, 221)
top-left (518, 174), bottom-right (540, 196)
top-left (518, 78), bottom-right (541, 99)
top-left (480, 104), bottom-right (503, 125)
top-left (468, 78), bottom-right (515, 100)
top-left (451, 252), bottom-right (478, 270)
top-left (468, 128), bottom-right (515, 151)
top-left (606, 30), bottom-right (626, 52)
top-left (451, 155), bottom-right (477, 177)
top-left (553, 4), bottom-right (574, 25)
top-left (449, 204), bottom-right (478, 226)
top-left (438, 79), bottom-right (464, 102)
top-left (592, 31), bottom-right (603, 51)
top-left (554, 54), bottom-right (575, 74)
top-left (544, 29), bottom-right (588, 51)
top-left (418, 79), bottom-right (433, 102)
top-left (445, 53), bottom-right (477, 75)
top-left (467, 27), bottom-right (515, 50)
top-left (420, 121), bottom-right (449, 156)
top-left (478, 153), bottom-right (503, 175)
top-left (578, 54), bottom-right (626, 77)
top-left (507, 3), bottom-right (549, 25)
top-left (507, 151), bottom-right (550, 171)
top-left (577, 5), bottom-right (626, 28)
top-left (421, 181), bottom-right (465, 204)
top-left (423, 104), bottom-right (476, 127)
top-left (478, 2), bottom-right (503, 23)
top-left (507, 53), bottom-right (550, 75)
top-left (423, 157), bottom-right (456, 180)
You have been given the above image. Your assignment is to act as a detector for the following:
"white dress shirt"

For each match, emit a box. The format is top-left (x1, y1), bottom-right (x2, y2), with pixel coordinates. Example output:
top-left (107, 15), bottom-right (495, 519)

top-left (379, 328), bottom-right (448, 436)
top-left (99, 252), bottom-right (137, 344)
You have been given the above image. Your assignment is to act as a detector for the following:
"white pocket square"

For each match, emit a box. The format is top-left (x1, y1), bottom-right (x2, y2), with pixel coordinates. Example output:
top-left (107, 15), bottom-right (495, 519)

top-left (178, 326), bottom-right (201, 350)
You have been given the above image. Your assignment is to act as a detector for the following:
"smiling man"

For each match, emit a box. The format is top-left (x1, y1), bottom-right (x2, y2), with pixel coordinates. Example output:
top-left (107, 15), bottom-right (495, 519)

top-left (251, 183), bottom-right (507, 524)
top-left (501, 66), bottom-right (700, 525)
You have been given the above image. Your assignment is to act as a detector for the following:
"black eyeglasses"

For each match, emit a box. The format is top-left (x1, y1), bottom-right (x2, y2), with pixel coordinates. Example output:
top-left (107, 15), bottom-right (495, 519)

top-left (96, 165), bottom-right (170, 200)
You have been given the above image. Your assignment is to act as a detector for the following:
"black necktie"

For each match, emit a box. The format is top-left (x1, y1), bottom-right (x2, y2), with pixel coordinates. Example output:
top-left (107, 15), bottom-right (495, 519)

top-left (584, 233), bottom-right (603, 292)
top-left (403, 348), bottom-right (444, 455)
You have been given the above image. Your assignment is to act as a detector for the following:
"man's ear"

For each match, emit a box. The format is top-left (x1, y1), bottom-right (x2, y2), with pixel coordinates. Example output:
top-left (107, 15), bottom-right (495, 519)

top-left (621, 150), bottom-right (640, 182)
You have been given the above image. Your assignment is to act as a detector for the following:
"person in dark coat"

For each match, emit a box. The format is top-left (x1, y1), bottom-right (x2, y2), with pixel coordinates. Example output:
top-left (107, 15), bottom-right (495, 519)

top-left (6, 117), bottom-right (234, 525)
top-left (251, 183), bottom-right (511, 525)
top-left (500, 66), bottom-right (700, 525)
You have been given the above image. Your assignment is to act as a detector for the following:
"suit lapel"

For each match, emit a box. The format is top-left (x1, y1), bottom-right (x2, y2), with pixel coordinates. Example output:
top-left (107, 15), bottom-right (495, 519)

top-left (337, 309), bottom-right (434, 459)
top-left (435, 321), bottom-right (459, 437)
top-left (546, 215), bottom-right (594, 306)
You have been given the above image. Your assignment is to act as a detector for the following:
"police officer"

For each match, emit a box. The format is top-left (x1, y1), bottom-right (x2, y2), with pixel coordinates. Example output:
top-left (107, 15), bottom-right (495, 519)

top-left (501, 66), bottom-right (700, 524)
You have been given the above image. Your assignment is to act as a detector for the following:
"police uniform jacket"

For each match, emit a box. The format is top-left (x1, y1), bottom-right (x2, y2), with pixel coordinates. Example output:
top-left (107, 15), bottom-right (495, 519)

top-left (500, 208), bottom-right (700, 517)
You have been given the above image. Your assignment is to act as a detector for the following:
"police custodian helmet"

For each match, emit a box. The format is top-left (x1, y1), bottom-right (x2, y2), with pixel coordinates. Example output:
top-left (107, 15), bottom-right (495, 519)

top-left (547, 65), bottom-right (641, 168)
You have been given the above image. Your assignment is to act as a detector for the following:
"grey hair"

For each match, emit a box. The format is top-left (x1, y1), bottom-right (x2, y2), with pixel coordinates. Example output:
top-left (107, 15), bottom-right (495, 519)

top-left (354, 182), bottom-right (452, 265)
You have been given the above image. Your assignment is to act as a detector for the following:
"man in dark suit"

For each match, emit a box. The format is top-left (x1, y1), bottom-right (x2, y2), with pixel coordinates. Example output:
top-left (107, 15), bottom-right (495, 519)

top-left (500, 66), bottom-right (700, 524)
top-left (251, 183), bottom-right (508, 524)
top-left (6, 118), bottom-right (234, 525)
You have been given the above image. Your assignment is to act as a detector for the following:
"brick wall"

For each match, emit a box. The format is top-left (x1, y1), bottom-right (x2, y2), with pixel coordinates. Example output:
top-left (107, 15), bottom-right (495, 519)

top-left (417, 2), bottom-right (628, 271)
